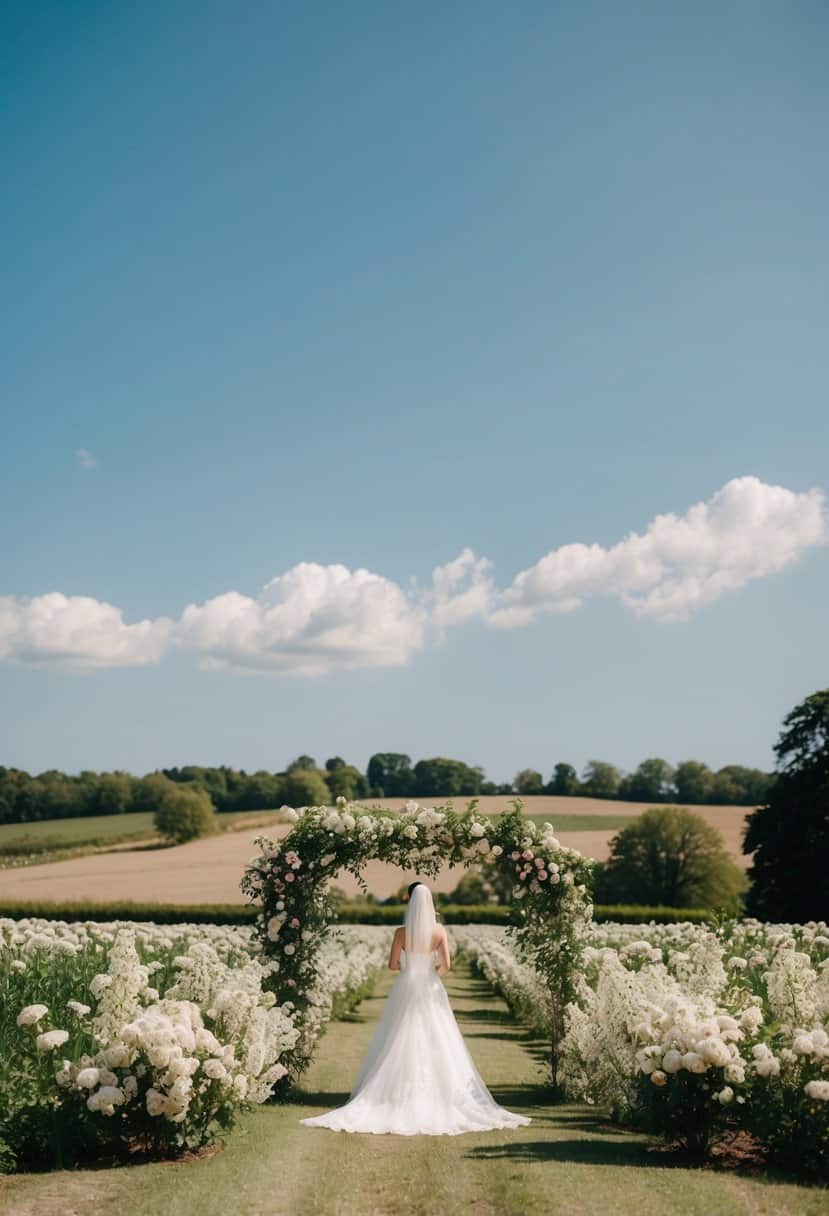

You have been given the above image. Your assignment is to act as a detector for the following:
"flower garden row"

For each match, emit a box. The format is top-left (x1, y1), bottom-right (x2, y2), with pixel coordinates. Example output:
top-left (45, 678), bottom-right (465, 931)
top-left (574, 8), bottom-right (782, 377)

top-left (456, 919), bottom-right (829, 1176)
top-left (0, 916), bottom-right (389, 1172)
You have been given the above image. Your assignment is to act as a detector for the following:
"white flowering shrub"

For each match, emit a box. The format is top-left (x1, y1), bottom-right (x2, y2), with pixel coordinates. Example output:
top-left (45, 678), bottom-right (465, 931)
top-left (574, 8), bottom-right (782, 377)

top-left (0, 917), bottom-right (388, 1171)
top-left (456, 918), bottom-right (829, 1172)
top-left (241, 798), bottom-right (592, 1081)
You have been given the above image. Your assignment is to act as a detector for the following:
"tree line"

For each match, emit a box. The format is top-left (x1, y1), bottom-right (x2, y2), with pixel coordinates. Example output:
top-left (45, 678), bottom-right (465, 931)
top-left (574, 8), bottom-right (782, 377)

top-left (0, 750), bottom-right (771, 827)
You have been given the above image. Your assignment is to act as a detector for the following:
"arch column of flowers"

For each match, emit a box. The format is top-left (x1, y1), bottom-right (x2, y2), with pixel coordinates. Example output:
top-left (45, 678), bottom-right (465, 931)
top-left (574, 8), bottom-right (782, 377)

top-left (241, 798), bottom-right (594, 1083)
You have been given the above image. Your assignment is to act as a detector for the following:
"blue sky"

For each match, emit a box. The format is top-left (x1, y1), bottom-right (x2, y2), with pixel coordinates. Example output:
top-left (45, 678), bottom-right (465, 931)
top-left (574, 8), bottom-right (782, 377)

top-left (1, 1), bottom-right (827, 782)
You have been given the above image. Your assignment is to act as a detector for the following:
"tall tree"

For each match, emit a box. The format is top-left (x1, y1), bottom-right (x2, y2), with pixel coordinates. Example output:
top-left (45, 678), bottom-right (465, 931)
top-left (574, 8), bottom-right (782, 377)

top-left (547, 763), bottom-right (579, 796)
top-left (513, 769), bottom-right (544, 795)
top-left (744, 690), bottom-right (829, 921)
top-left (673, 760), bottom-right (714, 804)
top-left (596, 806), bottom-right (745, 909)
top-left (366, 753), bottom-right (414, 797)
top-left (581, 760), bottom-right (620, 799)
top-left (618, 757), bottom-right (675, 802)
top-left (412, 757), bottom-right (483, 798)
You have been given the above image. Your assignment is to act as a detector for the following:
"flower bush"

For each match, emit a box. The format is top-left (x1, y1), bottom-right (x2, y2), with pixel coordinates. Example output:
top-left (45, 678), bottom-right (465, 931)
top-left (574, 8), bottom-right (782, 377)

top-left (457, 919), bottom-right (829, 1173)
top-left (241, 798), bottom-right (593, 1080)
top-left (0, 916), bottom-right (388, 1171)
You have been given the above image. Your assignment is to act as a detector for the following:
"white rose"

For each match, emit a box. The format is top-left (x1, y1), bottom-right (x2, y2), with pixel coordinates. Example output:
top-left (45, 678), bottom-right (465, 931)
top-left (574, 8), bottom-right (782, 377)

top-left (804, 1080), bottom-right (829, 1101)
top-left (650, 1070), bottom-right (667, 1087)
top-left (716, 1086), bottom-right (734, 1105)
top-left (75, 1067), bottom-right (100, 1089)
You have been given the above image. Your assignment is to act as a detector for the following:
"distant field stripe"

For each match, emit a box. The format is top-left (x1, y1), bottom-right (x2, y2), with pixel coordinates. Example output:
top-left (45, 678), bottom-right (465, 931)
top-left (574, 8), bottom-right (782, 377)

top-left (0, 811), bottom-right (157, 848)
top-left (523, 813), bottom-right (637, 832)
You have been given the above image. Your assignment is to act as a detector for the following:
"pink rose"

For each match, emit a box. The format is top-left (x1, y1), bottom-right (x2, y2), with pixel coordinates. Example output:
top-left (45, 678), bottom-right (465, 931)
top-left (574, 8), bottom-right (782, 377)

top-left (522, 850), bottom-right (533, 861)
top-left (290, 918), bottom-right (300, 928)
top-left (285, 872), bottom-right (295, 883)
top-left (538, 871), bottom-right (548, 881)
top-left (510, 851), bottom-right (520, 861)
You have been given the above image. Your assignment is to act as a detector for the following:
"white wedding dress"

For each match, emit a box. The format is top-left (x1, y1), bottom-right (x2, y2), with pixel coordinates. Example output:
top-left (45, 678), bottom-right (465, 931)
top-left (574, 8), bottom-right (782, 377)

top-left (301, 886), bottom-right (530, 1136)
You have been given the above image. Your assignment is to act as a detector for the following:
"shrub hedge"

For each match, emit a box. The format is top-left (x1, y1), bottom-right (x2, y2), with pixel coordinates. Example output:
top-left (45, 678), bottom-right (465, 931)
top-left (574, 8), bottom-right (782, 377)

top-left (0, 899), bottom-right (714, 926)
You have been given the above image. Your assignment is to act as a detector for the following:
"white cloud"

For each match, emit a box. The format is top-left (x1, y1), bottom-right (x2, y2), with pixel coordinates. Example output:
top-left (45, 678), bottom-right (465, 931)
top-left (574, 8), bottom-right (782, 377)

top-left (176, 562), bottom-right (425, 677)
top-left (0, 593), bottom-right (172, 669)
top-left (0, 477), bottom-right (824, 674)
top-left (487, 476), bottom-right (828, 627)
top-left (75, 448), bottom-right (98, 470)
top-left (429, 548), bottom-right (495, 629)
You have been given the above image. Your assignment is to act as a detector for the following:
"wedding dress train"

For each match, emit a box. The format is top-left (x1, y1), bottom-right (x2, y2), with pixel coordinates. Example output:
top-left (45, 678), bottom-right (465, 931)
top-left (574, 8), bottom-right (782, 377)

top-left (301, 886), bottom-right (530, 1137)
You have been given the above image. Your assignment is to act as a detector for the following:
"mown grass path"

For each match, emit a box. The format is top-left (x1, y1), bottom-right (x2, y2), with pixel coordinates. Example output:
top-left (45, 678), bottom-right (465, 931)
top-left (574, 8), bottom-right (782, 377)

top-left (1, 963), bottom-right (825, 1216)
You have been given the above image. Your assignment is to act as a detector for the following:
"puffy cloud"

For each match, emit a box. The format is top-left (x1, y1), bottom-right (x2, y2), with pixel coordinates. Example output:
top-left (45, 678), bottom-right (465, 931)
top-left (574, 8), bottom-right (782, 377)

top-left (1, 477), bottom-right (824, 674)
top-left (0, 593), bottom-right (172, 669)
top-left (176, 562), bottom-right (425, 676)
top-left (429, 548), bottom-right (495, 629)
top-left (488, 477), bottom-right (827, 627)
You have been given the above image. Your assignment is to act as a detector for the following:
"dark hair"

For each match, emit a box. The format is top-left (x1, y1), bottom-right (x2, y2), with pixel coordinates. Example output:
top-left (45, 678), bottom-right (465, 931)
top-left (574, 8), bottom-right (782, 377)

top-left (407, 881), bottom-right (422, 899)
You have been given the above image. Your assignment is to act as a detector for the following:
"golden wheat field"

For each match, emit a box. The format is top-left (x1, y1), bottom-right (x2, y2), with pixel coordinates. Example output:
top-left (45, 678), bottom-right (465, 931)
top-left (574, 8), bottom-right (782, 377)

top-left (0, 797), bottom-right (755, 905)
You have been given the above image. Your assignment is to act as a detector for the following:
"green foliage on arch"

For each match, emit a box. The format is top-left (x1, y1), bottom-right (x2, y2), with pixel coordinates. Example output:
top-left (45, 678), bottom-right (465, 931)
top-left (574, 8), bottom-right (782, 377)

top-left (241, 798), bottom-right (594, 1078)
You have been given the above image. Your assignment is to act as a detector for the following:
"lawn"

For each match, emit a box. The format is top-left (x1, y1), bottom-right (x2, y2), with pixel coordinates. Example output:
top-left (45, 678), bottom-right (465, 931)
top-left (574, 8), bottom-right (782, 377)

top-left (1, 962), bottom-right (823, 1216)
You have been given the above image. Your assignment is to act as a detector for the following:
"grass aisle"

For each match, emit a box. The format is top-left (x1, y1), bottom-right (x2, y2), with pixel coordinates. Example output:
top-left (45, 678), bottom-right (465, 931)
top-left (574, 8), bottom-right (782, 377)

top-left (1, 962), bottom-right (824, 1216)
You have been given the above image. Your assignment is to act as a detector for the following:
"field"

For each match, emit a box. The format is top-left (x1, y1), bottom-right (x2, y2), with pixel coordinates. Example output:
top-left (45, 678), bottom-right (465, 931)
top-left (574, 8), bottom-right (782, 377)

top-left (2, 959), bottom-right (823, 1216)
top-left (0, 796), bottom-right (754, 906)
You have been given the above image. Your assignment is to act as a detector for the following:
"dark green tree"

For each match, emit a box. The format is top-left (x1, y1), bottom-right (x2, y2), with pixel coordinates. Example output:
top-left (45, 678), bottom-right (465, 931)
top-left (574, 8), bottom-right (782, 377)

top-left (618, 758), bottom-right (675, 802)
top-left (673, 760), bottom-right (714, 804)
top-left (412, 757), bottom-right (483, 798)
top-left (280, 768), bottom-right (331, 807)
top-left (286, 755), bottom-right (317, 773)
top-left (744, 690), bottom-right (829, 921)
top-left (325, 764), bottom-right (369, 802)
top-left (546, 763), bottom-right (579, 796)
top-left (513, 768), bottom-right (545, 795)
top-left (366, 753), bottom-right (414, 797)
top-left (581, 760), bottom-right (620, 800)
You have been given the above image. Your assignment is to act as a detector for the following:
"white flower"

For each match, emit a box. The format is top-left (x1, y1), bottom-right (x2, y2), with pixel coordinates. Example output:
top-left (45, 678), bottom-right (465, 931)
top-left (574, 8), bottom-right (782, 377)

top-left (681, 1052), bottom-right (707, 1075)
top-left (804, 1080), bottom-right (829, 1101)
top-left (87, 1085), bottom-right (125, 1115)
top-left (17, 1003), bottom-right (49, 1026)
top-left (36, 1029), bottom-right (69, 1052)
top-left (203, 1058), bottom-right (228, 1081)
top-left (67, 1000), bottom-right (91, 1016)
top-left (469, 822), bottom-right (486, 838)
top-left (75, 1067), bottom-right (100, 1089)
top-left (650, 1070), bottom-right (667, 1087)
top-left (716, 1086), bottom-right (734, 1105)
top-left (662, 1049), bottom-right (683, 1074)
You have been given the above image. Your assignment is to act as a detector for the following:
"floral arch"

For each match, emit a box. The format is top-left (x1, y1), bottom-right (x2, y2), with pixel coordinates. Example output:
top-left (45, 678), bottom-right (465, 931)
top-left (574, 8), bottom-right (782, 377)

top-left (241, 798), bottom-right (594, 1082)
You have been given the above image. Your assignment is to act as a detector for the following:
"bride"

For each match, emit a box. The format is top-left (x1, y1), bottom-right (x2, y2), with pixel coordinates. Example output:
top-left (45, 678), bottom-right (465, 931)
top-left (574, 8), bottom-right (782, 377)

top-left (300, 882), bottom-right (531, 1136)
